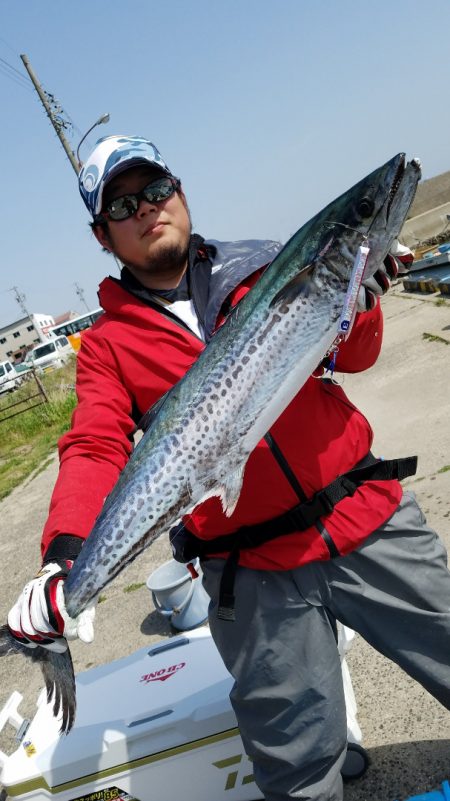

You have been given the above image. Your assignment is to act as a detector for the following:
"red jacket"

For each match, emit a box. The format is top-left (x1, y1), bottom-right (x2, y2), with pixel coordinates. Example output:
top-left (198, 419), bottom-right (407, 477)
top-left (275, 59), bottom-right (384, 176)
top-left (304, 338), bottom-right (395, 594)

top-left (42, 254), bottom-right (402, 570)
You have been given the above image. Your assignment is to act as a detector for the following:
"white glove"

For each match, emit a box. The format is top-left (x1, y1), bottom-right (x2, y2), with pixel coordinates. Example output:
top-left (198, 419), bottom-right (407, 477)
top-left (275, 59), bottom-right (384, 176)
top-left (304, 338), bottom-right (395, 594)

top-left (7, 560), bottom-right (95, 653)
top-left (390, 238), bottom-right (414, 274)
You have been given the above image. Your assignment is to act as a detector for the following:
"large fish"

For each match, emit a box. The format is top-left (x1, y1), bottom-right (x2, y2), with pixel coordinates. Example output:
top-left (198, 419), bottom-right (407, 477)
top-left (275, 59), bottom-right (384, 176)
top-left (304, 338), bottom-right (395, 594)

top-left (0, 153), bottom-right (421, 733)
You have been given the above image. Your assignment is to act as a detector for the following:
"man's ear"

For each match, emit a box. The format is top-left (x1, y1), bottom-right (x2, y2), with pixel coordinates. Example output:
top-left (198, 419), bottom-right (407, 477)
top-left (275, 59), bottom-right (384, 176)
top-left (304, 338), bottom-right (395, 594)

top-left (93, 224), bottom-right (112, 252)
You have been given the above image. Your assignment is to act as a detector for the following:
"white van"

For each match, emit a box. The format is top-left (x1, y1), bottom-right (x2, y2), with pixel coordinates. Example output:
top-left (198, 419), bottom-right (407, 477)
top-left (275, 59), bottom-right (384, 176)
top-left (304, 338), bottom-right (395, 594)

top-left (24, 336), bottom-right (73, 373)
top-left (0, 360), bottom-right (22, 394)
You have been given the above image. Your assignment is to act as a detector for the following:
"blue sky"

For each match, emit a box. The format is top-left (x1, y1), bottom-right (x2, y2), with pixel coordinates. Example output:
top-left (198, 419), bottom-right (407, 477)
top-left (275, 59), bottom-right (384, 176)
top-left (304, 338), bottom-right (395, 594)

top-left (1, 0), bottom-right (450, 325)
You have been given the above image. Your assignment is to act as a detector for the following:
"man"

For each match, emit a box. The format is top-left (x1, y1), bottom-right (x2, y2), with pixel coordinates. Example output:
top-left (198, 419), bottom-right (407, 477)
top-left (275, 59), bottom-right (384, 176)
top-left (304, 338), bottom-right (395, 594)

top-left (8, 136), bottom-right (450, 801)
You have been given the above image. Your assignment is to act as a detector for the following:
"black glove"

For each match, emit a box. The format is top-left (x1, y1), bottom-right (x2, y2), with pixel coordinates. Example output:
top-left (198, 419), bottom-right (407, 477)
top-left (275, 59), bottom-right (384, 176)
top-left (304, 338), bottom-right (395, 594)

top-left (170, 522), bottom-right (201, 563)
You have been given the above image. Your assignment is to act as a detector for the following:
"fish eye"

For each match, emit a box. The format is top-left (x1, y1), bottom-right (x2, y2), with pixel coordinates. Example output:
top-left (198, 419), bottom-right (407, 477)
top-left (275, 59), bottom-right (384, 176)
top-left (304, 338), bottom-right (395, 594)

top-left (357, 196), bottom-right (375, 218)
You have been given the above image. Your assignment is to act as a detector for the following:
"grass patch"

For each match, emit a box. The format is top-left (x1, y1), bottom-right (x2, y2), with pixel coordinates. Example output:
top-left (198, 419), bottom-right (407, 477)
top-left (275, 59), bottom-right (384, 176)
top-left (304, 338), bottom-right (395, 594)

top-left (24, 455), bottom-right (57, 485)
top-left (438, 465), bottom-right (450, 474)
top-left (123, 582), bottom-right (146, 593)
top-left (434, 298), bottom-right (449, 307)
top-left (0, 360), bottom-right (77, 500)
top-left (422, 332), bottom-right (449, 345)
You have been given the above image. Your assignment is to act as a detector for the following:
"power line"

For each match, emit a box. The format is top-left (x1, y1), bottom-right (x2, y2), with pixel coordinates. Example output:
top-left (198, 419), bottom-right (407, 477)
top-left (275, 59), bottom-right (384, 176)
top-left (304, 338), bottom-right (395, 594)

top-left (0, 66), bottom-right (33, 93)
top-left (0, 38), bottom-right (38, 92)
top-left (59, 108), bottom-right (87, 143)
top-left (0, 35), bottom-right (20, 56)
top-left (0, 58), bottom-right (33, 92)
top-left (0, 54), bottom-right (29, 81)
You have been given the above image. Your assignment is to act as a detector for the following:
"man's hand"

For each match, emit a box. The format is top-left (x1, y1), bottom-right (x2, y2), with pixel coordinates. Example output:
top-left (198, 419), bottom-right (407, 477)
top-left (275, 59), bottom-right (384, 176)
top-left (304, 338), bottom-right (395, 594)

top-left (7, 560), bottom-right (95, 653)
top-left (390, 238), bottom-right (414, 274)
top-left (357, 253), bottom-right (398, 312)
top-left (357, 240), bottom-right (414, 312)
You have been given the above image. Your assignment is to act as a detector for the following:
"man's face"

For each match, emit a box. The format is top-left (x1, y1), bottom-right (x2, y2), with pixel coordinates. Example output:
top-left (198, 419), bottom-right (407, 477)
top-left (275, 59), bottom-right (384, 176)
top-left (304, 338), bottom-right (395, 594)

top-left (94, 165), bottom-right (192, 288)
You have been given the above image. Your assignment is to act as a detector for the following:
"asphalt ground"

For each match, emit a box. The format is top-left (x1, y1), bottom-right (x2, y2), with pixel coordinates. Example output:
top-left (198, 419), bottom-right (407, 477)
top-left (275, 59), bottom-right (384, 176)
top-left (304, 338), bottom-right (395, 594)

top-left (0, 288), bottom-right (449, 801)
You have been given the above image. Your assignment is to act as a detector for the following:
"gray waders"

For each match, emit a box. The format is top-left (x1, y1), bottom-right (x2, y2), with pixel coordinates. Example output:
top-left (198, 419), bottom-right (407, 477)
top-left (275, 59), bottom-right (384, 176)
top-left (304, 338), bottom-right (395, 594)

top-left (201, 492), bottom-right (450, 801)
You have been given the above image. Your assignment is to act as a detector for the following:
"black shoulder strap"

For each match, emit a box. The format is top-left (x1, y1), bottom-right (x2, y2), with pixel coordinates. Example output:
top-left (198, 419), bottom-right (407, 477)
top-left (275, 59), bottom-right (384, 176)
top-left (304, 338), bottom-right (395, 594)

top-left (264, 432), bottom-right (308, 502)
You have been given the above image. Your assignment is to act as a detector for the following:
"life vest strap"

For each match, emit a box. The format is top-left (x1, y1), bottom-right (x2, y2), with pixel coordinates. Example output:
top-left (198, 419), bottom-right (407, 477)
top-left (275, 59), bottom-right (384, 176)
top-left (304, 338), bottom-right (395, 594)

top-left (171, 454), bottom-right (417, 621)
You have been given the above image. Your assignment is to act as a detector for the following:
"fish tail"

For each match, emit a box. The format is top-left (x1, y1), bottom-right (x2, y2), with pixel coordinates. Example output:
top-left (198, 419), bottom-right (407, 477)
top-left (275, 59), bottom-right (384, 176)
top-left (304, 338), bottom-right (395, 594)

top-left (0, 624), bottom-right (76, 734)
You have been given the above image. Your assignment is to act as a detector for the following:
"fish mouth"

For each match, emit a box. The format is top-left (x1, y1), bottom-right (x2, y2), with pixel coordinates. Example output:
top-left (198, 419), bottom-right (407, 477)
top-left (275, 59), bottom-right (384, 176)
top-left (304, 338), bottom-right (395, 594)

top-left (386, 154), bottom-right (421, 221)
top-left (386, 154), bottom-right (406, 218)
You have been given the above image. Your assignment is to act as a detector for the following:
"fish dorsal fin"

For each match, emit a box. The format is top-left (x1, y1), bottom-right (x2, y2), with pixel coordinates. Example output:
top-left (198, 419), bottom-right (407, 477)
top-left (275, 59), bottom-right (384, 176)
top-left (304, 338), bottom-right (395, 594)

top-left (270, 263), bottom-right (316, 308)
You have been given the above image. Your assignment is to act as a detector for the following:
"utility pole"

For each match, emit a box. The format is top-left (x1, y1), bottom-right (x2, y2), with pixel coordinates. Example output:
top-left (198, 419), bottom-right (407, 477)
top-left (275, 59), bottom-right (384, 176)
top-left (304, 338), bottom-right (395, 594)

top-left (20, 54), bottom-right (79, 174)
top-left (11, 286), bottom-right (33, 321)
top-left (9, 286), bottom-right (42, 344)
top-left (74, 282), bottom-right (90, 312)
top-left (20, 55), bottom-right (121, 273)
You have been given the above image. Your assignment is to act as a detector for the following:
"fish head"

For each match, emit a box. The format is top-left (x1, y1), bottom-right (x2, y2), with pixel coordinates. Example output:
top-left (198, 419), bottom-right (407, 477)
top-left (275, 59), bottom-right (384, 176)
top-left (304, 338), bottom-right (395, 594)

top-left (317, 153), bottom-right (421, 282)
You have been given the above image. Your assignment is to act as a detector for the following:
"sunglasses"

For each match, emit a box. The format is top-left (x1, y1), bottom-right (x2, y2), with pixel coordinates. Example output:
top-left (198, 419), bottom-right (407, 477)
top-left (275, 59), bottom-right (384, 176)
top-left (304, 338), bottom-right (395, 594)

top-left (96, 175), bottom-right (181, 223)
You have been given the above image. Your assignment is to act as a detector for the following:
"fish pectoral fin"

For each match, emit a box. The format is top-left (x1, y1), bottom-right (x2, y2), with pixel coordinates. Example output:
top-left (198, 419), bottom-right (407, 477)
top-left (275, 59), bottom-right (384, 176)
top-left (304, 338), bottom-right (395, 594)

top-left (191, 460), bottom-right (246, 518)
top-left (270, 262), bottom-right (316, 307)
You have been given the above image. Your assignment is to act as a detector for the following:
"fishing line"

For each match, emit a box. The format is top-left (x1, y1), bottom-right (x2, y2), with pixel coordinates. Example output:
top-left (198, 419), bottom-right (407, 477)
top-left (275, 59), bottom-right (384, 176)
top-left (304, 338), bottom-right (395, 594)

top-left (323, 221), bottom-right (369, 241)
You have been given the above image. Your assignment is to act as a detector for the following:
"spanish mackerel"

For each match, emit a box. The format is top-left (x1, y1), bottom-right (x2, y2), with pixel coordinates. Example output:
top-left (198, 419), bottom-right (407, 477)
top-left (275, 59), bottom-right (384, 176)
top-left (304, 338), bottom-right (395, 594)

top-left (0, 153), bottom-right (421, 732)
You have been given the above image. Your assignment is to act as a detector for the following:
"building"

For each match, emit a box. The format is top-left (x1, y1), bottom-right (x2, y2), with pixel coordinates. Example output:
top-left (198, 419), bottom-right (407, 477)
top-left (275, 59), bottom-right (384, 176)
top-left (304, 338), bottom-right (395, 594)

top-left (0, 313), bottom-right (55, 363)
top-left (52, 311), bottom-right (79, 326)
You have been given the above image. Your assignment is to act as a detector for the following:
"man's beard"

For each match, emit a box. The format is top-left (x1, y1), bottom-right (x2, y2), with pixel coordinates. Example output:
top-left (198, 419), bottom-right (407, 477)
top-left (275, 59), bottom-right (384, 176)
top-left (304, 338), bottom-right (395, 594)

top-left (123, 234), bottom-right (191, 287)
top-left (142, 239), bottom-right (189, 277)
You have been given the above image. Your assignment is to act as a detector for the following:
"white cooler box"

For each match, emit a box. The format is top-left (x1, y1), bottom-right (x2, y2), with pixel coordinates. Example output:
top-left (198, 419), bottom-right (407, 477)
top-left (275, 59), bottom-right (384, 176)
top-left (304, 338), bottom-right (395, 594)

top-left (0, 627), bottom-right (262, 801)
